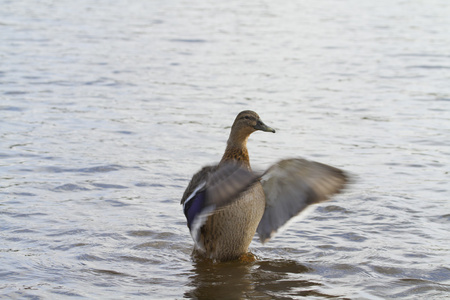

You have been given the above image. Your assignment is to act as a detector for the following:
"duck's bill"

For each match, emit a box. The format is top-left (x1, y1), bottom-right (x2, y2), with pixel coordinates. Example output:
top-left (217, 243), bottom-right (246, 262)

top-left (254, 120), bottom-right (276, 133)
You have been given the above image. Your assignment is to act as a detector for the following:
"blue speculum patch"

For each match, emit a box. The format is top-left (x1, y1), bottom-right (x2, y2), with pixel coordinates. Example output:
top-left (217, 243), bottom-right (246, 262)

top-left (184, 190), bottom-right (206, 229)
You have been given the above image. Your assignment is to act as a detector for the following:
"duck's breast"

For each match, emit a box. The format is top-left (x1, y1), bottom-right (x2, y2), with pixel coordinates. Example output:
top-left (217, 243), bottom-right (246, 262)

top-left (201, 182), bottom-right (265, 260)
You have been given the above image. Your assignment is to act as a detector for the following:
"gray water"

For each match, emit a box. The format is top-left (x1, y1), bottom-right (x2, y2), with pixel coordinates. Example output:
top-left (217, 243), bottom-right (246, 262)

top-left (1, 0), bottom-right (449, 299)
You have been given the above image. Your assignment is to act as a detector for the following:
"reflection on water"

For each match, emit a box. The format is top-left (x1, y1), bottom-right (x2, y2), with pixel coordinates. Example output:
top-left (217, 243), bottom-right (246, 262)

top-left (186, 259), bottom-right (257, 300)
top-left (185, 258), bottom-right (330, 300)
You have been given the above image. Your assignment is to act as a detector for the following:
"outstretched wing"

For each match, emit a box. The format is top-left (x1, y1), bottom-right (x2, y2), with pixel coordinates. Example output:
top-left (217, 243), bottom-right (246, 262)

top-left (257, 158), bottom-right (349, 243)
top-left (182, 163), bottom-right (259, 249)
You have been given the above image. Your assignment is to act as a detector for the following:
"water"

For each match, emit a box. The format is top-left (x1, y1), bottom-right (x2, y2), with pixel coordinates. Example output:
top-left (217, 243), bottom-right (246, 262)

top-left (1, 0), bottom-right (449, 298)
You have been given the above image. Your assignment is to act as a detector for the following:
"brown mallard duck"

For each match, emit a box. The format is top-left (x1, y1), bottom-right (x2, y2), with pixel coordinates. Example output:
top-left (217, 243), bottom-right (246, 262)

top-left (181, 110), bottom-right (348, 262)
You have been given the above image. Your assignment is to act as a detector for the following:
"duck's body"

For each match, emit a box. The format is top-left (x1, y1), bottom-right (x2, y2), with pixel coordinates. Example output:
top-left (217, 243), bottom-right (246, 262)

top-left (182, 111), bottom-right (273, 261)
top-left (198, 185), bottom-right (265, 260)
top-left (181, 110), bottom-right (348, 261)
top-left (201, 112), bottom-right (271, 260)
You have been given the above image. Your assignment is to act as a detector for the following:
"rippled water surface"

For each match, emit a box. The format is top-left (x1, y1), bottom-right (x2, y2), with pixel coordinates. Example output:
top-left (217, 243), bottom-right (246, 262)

top-left (1, 0), bottom-right (450, 299)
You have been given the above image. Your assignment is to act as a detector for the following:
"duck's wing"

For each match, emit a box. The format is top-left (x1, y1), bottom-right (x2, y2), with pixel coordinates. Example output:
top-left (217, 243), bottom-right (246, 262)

top-left (181, 165), bottom-right (216, 206)
top-left (182, 163), bottom-right (258, 249)
top-left (206, 163), bottom-right (259, 207)
top-left (257, 158), bottom-right (349, 243)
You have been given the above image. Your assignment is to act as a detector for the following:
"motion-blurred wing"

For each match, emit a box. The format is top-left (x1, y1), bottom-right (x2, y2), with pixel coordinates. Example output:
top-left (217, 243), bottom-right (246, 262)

top-left (257, 158), bottom-right (349, 243)
top-left (206, 162), bottom-right (260, 208)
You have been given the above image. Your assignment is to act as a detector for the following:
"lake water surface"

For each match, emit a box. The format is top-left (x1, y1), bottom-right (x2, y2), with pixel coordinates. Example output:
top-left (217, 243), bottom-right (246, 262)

top-left (1, 0), bottom-right (449, 299)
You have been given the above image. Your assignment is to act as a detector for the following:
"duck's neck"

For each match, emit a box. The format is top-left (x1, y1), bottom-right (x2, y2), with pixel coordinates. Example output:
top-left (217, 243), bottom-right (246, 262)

top-left (219, 134), bottom-right (251, 170)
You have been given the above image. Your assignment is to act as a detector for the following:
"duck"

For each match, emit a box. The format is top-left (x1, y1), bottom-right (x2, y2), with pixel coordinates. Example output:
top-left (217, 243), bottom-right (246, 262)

top-left (181, 110), bottom-right (349, 262)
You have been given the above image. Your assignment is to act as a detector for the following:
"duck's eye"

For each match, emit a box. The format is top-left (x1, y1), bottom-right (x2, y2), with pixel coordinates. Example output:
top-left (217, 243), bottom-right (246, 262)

top-left (244, 116), bottom-right (250, 120)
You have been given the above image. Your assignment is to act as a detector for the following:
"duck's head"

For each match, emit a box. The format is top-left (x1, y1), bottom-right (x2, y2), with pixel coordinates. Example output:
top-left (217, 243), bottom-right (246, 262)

top-left (229, 110), bottom-right (275, 143)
